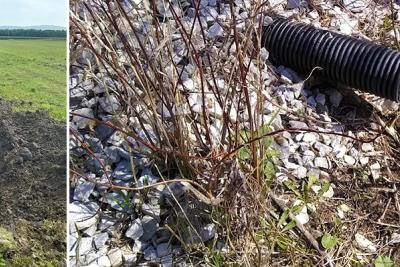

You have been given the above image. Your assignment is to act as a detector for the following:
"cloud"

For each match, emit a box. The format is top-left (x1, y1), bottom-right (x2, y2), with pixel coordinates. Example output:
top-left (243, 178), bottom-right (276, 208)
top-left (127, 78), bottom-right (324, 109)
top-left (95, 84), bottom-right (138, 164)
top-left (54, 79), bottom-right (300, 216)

top-left (0, 0), bottom-right (67, 27)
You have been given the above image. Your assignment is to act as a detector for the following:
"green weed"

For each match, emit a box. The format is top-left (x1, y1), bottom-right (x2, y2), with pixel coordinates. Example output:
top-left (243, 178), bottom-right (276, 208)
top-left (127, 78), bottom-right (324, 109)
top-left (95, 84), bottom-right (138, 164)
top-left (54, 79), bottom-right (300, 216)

top-left (1, 220), bottom-right (66, 267)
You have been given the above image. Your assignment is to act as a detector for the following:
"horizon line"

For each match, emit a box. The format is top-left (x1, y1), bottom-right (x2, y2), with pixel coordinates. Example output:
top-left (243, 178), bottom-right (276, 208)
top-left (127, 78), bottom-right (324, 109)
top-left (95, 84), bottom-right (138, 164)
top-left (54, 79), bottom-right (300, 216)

top-left (0, 24), bottom-right (66, 27)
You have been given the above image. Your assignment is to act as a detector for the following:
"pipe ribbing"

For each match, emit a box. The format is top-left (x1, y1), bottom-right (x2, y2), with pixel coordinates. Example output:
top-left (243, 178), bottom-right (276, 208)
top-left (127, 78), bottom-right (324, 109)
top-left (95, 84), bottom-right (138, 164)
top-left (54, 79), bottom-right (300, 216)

top-left (263, 19), bottom-right (400, 102)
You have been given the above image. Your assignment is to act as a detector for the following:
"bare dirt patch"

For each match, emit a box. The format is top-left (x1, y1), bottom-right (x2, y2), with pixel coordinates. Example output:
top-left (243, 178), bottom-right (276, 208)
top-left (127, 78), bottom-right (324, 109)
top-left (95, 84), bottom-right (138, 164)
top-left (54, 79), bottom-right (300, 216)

top-left (0, 99), bottom-right (66, 265)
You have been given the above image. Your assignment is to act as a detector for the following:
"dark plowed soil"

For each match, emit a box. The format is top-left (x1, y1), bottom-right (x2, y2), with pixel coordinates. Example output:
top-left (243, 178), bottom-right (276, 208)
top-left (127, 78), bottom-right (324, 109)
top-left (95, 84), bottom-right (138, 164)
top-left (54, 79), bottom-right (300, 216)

top-left (0, 100), bottom-right (66, 227)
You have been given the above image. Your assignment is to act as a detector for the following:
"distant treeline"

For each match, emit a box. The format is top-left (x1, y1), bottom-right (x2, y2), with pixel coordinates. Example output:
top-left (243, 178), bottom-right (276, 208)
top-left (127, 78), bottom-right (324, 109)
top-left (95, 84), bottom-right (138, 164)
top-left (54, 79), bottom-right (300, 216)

top-left (0, 29), bottom-right (66, 38)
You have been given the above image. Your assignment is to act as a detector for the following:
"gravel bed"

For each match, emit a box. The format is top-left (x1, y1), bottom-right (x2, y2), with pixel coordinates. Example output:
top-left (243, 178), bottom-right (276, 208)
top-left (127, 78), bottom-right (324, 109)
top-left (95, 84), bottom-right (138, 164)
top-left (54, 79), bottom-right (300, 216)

top-left (69, 0), bottom-right (400, 266)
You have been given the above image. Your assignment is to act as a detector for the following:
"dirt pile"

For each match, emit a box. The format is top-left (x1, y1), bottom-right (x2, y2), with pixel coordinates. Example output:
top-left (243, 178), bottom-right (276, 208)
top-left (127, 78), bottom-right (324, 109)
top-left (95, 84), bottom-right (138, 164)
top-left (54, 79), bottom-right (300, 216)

top-left (0, 99), bottom-right (66, 227)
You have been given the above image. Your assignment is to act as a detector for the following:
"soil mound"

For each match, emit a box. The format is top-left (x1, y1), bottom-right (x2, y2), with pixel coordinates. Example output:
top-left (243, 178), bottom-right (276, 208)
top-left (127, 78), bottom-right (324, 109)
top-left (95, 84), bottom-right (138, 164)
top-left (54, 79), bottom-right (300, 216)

top-left (0, 100), bottom-right (66, 226)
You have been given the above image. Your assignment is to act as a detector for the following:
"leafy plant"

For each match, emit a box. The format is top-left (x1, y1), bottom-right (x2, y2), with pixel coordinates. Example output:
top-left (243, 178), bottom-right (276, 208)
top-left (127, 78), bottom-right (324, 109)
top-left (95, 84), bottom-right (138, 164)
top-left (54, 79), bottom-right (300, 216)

top-left (307, 173), bottom-right (318, 190)
top-left (374, 255), bottom-right (394, 267)
top-left (113, 191), bottom-right (133, 211)
top-left (284, 180), bottom-right (302, 198)
top-left (319, 182), bottom-right (331, 196)
top-left (0, 254), bottom-right (6, 267)
top-left (321, 233), bottom-right (338, 250)
top-left (282, 220), bottom-right (297, 232)
top-left (210, 251), bottom-right (225, 267)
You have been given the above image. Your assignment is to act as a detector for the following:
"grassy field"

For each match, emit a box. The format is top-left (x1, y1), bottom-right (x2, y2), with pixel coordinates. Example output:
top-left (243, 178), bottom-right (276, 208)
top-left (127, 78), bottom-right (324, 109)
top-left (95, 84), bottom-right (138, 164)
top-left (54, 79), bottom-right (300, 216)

top-left (0, 39), bottom-right (66, 120)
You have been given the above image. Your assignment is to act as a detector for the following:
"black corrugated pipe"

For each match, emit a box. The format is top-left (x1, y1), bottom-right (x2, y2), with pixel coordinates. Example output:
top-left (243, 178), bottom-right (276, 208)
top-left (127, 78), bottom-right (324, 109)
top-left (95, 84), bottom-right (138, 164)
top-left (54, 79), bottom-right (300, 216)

top-left (262, 19), bottom-right (400, 102)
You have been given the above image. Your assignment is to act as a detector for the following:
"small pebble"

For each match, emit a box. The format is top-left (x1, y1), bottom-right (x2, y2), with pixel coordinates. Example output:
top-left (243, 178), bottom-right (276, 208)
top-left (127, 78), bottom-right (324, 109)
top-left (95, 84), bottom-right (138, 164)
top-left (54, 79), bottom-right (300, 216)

top-left (156, 243), bottom-right (172, 257)
top-left (315, 93), bottom-right (326, 105)
top-left (143, 246), bottom-right (157, 261)
top-left (125, 219), bottom-right (144, 240)
top-left (208, 23), bottom-right (223, 38)
top-left (294, 166), bottom-right (308, 178)
top-left (314, 157), bottom-right (329, 169)
top-left (344, 155), bottom-right (356, 165)
top-left (303, 133), bottom-right (317, 143)
top-left (354, 233), bottom-right (377, 252)
top-left (293, 200), bottom-right (309, 225)
top-left (370, 162), bottom-right (381, 179)
top-left (359, 156), bottom-right (369, 166)
top-left (361, 143), bottom-right (374, 152)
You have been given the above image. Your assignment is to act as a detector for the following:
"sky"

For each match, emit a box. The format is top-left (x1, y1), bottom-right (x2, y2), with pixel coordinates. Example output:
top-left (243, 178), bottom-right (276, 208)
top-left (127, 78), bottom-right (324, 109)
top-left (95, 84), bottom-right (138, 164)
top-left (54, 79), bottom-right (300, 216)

top-left (0, 0), bottom-right (67, 27)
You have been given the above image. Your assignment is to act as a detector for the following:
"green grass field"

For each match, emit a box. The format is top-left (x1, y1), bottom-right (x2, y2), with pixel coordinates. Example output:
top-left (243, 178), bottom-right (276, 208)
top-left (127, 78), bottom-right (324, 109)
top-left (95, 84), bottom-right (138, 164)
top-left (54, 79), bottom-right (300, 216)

top-left (0, 39), bottom-right (66, 120)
